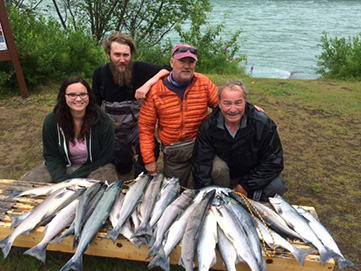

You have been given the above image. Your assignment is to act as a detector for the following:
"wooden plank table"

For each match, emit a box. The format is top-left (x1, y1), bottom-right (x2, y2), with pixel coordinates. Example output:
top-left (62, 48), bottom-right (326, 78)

top-left (0, 179), bottom-right (335, 271)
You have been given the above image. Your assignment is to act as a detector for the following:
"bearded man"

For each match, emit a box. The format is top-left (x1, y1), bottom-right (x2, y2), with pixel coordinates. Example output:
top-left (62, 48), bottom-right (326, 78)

top-left (92, 32), bottom-right (170, 176)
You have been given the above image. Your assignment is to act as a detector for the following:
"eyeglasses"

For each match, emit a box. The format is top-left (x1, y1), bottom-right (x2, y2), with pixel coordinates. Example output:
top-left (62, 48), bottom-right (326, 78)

top-left (173, 46), bottom-right (197, 56)
top-left (65, 93), bottom-right (89, 99)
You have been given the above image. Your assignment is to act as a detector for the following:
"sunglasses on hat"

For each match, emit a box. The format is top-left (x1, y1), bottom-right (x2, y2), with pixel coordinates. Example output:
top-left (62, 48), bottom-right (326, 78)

top-left (173, 46), bottom-right (198, 56)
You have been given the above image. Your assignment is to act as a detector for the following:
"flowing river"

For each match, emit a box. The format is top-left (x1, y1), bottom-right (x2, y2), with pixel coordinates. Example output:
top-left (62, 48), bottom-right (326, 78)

top-left (36, 0), bottom-right (361, 79)
top-left (166, 0), bottom-right (361, 79)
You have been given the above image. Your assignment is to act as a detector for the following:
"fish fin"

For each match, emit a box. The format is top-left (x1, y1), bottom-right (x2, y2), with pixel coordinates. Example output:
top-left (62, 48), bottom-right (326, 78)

top-left (319, 247), bottom-right (335, 266)
top-left (292, 247), bottom-right (314, 266)
top-left (72, 235), bottom-right (79, 251)
top-left (148, 253), bottom-right (170, 271)
top-left (23, 244), bottom-right (47, 264)
top-left (147, 235), bottom-right (156, 248)
top-left (129, 237), bottom-right (143, 249)
top-left (102, 229), bottom-right (119, 244)
top-left (59, 254), bottom-right (83, 271)
top-left (132, 223), bottom-right (153, 241)
top-left (0, 235), bottom-right (13, 259)
top-left (337, 256), bottom-right (356, 270)
top-left (8, 190), bottom-right (21, 199)
top-left (146, 242), bottom-right (162, 260)
top-left (9, 212), bottom-right (30, 229)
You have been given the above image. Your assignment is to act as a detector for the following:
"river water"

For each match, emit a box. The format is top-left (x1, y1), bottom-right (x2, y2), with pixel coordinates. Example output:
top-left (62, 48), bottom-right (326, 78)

top-left (36, 0), bottom-right (361, 79)
top-left (166, 0), bottom-right (361, 79)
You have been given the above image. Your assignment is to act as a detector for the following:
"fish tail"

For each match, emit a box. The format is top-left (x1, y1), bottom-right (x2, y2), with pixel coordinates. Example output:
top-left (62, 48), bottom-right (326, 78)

top-left (50, 227), bottom-right (74, 244)
top-left (129, 237), bottom-right (142, 249)
top-left (102, 228), bottom-right (119, 244)
top-left (0, 235), bottom-right (13, 259)
top-left (147, 235), bottom-right (155, 248)
top-left (148, 252), bottom-right (170, 271)
top-left (9, 214), bottom-right (24, 229)
top-left (319, 247), bottom-right (334, 266)
top-left (337, 256), bottom-right (356, 270)
top-left (146, 241), bottom-right (161, 260)
top-left (59, 254), bottom-right (83, 271)
top-left (132, 222), bottom-right (152, 239)
top-left (23, 244), bottom-right (47, 264)
top-left (72, 235), bottom-right (79, 250)
top-left (292, 247), bottom-right (314, 266)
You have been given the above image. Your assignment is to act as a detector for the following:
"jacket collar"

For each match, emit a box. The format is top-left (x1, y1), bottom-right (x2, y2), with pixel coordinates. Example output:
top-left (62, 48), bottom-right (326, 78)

top-left (156, 72), bottom-right (200, 97)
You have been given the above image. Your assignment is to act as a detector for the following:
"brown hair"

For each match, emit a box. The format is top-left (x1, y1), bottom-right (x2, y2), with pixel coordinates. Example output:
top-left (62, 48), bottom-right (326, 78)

top-left (103, 31), bottom-right (137, 56)
top-left (55, 76), bottom-right (100, 144)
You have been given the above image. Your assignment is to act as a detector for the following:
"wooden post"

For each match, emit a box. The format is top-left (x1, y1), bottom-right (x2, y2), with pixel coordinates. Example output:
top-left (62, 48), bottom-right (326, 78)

top-left (0, 0), bottom-right (29, 99)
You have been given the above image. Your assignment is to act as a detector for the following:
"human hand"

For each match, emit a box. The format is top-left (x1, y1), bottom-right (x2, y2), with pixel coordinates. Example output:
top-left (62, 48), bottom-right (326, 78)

top-left (234, 184), bottom-right (248, 196)
top-left (135, 85), bottom-right (149, 100)
top-left (145, 161), bottom-right (158, 175)
top-left (254, 104), bottom-right (265, 113)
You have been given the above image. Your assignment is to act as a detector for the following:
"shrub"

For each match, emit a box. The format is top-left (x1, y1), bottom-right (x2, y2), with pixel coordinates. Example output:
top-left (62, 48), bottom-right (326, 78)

top-left (315, 31), bottom-right (361, 80)
top-left (0, 7), bottom-right (106, 93)
top-left (174, 7), bottom-right (246, 75)
top-left (135, 7), bottom-right (247, 75)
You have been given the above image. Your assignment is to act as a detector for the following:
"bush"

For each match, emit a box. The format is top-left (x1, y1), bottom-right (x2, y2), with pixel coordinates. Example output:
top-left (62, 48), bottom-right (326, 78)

top-left (315, 31), bottom-right (361, 80)
top-left (135, 6), bottom-right (247, 75)
top-left (134, 40), bottom-right (173, 66)
top-left (0, 7), bottom-right (106, 93)
top-left (174, 6), bottom-right (246, 75)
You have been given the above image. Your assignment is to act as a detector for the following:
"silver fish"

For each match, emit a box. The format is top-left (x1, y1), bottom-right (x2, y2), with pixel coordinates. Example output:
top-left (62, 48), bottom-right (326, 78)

top-left (149, 177), bottom-right (180, 228)
top-left (23, 198), bottom-right (79, 264)
top-left (132, 173), bottom-right (164, 244)
top-left (211, 198), bottom-right (267, 271)
top-left (197, 210), bottom-right (218, 271)
top-left (73, 182), bottom-right (105, 250)
top-left (50, 183), bottom-right (107, 245)
top-left (0, 186), bottom-right (85, 259)
top-left (59, 179), bottom-right (124, 271)
top-left (147, 189), bottom-right (198, 259)
top-left (119, 219), bottom-right (143, 249)
top-left (12, 178), bottom-right (97, 198)
top-left (104, 172), bottom-right (151, 243)
top-left (109, 192), bottom-right (125, 228)
top-left (226, 195), bottom-right (268, 271)
top-left (254, 216), bottom-right (313, 266)
top-left (296, 206), bottom-right (356, 270)
top-left (217, 225), bottom-right (239, 271)
top-left (269, 194), bottom-right (336, 266)
top-left (148, 194), bottom-right (200, 271)
top-left (180, 189), bottom-right (216, 271)
top-left (229, 191), bottom-right (302, 240)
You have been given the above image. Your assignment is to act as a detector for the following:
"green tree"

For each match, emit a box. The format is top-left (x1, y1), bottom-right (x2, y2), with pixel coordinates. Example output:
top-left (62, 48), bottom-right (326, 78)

top-left (0, 6), bottom-right (105, 92)
top-left (42, 0), bottom-right (211, 45)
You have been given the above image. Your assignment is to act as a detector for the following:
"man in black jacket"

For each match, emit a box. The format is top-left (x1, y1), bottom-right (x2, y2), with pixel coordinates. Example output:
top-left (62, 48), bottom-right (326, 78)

top-left (192, 80), bottom-right (288, 201)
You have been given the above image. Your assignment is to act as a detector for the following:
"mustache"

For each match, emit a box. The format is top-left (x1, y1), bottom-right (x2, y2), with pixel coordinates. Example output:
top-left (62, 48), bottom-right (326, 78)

top-left (227, 112), bottom-right (240, 116)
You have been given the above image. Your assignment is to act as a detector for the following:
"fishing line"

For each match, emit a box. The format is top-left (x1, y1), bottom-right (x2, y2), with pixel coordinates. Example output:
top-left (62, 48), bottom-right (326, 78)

top-left (235, 192), bottom-right (276, 258)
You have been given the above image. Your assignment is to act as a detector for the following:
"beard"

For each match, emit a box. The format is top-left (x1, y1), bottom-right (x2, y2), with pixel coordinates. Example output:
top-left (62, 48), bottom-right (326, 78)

top-left (109, 61), bottom-right (133, 87)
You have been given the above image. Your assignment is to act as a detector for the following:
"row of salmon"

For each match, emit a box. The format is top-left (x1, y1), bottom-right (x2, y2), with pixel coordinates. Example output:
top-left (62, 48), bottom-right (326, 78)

top-left (0, 173), bottom-right (356, 271)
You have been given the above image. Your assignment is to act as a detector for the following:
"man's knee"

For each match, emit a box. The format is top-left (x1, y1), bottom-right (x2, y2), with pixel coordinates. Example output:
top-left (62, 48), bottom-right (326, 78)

top-left (211, 156), bottom-right (231, 187)
top-left (88, 163), bottom-right (119, 183)
top-left (263, 176), bottom-right (288, 198)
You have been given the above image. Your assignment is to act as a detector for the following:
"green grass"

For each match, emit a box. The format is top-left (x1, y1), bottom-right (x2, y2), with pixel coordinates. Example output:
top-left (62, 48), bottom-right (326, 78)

top-left (1, 76), bottom-right (360, 270)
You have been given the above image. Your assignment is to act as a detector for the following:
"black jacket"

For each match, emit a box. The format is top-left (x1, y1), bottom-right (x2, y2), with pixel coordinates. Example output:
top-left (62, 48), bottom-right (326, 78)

top-left (192, 103), bottom-right (284, 195)
top-left (92, 62), bottom-right (171, 105)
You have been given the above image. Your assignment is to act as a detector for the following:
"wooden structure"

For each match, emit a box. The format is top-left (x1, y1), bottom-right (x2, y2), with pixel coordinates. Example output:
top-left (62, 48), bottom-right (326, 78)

top-left (0, 179), bottom-right (335, 271)
top-left (0, 0), bottom-right (28, 98)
